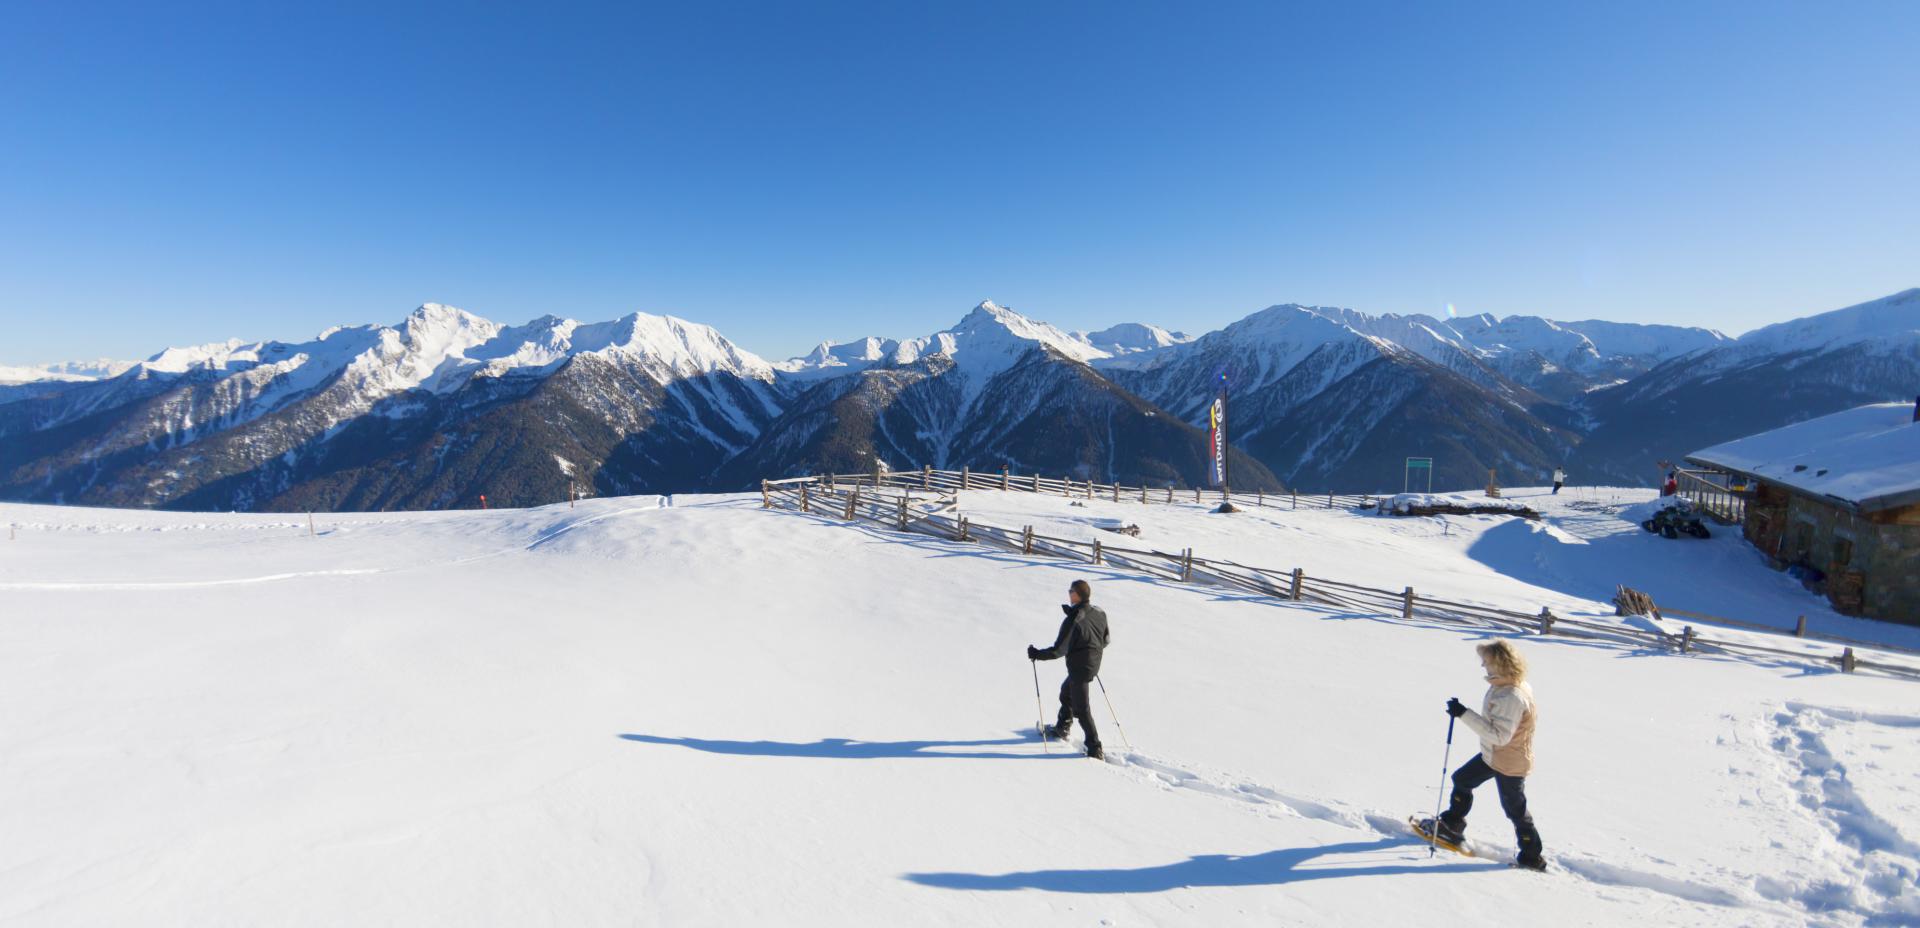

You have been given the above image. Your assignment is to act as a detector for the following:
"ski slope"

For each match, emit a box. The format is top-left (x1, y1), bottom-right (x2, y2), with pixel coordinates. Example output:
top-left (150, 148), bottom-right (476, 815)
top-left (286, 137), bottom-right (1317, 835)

top-left (2, 490), bottom-right (1916, 926)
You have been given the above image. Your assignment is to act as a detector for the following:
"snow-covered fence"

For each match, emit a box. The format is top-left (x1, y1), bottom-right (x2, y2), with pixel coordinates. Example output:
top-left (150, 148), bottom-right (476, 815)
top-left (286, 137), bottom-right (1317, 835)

top-left (764, 474), bottom-right (1920, 681)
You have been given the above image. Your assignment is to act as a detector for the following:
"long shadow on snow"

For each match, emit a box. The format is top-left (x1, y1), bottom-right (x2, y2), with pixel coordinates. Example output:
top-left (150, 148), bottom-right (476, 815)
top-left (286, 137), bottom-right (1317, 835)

top-left (620, 732), bottom-right (1073, 760)
top-left (905, 837), bottom-right (1497, 893)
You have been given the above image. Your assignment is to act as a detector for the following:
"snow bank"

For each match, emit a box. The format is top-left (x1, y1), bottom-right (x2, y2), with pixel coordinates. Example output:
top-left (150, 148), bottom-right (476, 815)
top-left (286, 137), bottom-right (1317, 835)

top-left (1385, 492), bottom-right (1537, 517)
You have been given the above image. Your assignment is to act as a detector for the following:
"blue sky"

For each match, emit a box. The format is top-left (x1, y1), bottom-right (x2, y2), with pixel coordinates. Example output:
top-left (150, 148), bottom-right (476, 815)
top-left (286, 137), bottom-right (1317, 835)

top-left (2, 1), bottom-right (1915, 364)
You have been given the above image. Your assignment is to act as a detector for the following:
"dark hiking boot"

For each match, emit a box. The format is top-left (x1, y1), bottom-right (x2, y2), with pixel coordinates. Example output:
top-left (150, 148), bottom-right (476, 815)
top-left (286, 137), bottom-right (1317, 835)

top-left (1419, 817), bottom-right (1466, 846)
top-left (1085, 744), bottom-right (1104, 761)
top-left (1043, 723), bottom-right (1072, 741)
top-left (1514, 853), bottom-right (1548, 872)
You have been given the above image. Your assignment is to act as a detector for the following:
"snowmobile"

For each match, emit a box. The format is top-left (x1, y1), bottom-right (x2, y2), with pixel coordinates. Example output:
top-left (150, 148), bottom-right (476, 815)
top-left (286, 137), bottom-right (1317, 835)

top-left (1640, 500), bottom-right (1711, 539)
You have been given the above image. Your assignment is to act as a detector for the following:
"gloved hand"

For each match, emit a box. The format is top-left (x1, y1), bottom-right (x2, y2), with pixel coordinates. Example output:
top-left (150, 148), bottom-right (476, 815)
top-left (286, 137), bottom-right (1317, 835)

top-left (1027, 645), bottom-right (1041, 660)
top-left (1446, 697), bottom-right (1468, 718)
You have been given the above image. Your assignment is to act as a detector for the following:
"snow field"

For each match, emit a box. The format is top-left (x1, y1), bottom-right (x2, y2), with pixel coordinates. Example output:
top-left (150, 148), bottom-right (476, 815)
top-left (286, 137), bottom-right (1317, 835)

top-left (1, 491), bottom-right (1916, 925)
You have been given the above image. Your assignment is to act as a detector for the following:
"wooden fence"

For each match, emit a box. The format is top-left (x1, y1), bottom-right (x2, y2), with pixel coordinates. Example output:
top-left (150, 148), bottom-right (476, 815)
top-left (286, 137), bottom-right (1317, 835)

top-left (760, 472), bottom-right (1920, 681)
top-left (791, 464), bottom-right (1384, 512)
top-left (1677, 468), bottom-right (1748, 524)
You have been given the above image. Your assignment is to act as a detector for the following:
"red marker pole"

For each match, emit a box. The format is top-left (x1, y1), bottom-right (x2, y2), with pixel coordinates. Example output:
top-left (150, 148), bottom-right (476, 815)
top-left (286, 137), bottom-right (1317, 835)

top-left (480, 494), bottom-right (489, 510)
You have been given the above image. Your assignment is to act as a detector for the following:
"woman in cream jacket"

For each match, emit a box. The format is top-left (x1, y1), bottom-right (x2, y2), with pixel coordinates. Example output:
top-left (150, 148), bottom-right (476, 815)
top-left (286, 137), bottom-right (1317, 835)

top-left (1435, 639), bottom-right (1546, 870)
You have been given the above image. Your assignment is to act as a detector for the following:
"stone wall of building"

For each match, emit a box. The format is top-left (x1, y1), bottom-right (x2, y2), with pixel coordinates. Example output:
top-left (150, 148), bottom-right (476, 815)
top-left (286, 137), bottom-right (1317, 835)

top-left (1742, 482), bottom-right (1920, 625)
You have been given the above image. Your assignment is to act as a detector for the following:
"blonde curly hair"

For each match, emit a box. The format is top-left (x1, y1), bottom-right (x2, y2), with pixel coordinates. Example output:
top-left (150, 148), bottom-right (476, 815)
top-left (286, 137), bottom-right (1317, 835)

top-left (1476, 639), bottom-right (1528, 682)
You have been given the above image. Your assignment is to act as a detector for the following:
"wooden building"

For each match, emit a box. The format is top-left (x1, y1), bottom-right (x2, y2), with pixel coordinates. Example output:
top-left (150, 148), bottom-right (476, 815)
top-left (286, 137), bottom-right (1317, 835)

top-left (1686, 400), bottom-right (1920, 625)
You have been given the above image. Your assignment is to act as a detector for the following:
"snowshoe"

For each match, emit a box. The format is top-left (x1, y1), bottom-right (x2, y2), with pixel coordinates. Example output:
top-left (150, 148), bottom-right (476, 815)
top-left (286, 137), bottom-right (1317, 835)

top-left (1043, 723), bottom-right (1072, 741)
top-left (1514, 853), bottom-right (1548, 872)
top-left (1410, 816), bottom-right (1467, 854)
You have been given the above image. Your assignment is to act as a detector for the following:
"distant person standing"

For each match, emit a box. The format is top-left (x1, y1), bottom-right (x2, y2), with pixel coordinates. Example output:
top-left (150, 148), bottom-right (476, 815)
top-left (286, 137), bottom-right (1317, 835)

top-left (1662, 471), bottom-right (1679, 497)
top-left (1550, 468), bottom-right (1566, 495)
top-left (1027, 579), bottom-right (1110, 760)
top-left (1422, 640), bottom-right (1546, 871)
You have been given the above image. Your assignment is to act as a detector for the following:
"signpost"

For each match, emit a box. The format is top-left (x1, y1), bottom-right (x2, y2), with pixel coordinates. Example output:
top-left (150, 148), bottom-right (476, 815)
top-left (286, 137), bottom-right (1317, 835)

top-left (1404, 457), bottom-right (1433, 494)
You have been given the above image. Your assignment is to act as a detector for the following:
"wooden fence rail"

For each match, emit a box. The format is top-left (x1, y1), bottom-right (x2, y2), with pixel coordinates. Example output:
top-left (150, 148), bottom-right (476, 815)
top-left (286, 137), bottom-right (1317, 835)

top-left (822, 468), bottom-right (1387, 512)
top-left (760, 474), bottom-right (1920, 681)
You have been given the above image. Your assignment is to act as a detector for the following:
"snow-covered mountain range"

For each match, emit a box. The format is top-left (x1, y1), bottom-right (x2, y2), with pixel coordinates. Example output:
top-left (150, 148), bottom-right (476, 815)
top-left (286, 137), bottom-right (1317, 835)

top-left (2, 289), bottom-right (1913, 509)
top-left (0, 358), bottom-right (136, 384)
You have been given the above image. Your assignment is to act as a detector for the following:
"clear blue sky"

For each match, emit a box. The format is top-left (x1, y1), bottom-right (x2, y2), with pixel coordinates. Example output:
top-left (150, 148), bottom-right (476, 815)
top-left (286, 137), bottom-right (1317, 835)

top-left (2, 1), bottom-right (1915, 364)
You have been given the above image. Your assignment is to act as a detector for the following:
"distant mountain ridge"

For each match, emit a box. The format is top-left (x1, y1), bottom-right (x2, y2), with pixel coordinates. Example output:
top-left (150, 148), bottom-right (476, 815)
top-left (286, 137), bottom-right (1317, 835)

top-left (2, 289), bottom-right (1912, 509)
top-left (1576, 288), bottom-right (1920, 485)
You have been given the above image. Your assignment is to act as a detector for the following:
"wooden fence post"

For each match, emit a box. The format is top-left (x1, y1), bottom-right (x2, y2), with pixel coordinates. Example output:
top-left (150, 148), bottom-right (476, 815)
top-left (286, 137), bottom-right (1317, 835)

top-left (1140, 485), bottom-right (1148, 504)
top-left (1795, 615), bottom-right (1807, 637)
top-left (1401, 586), bottom-right (1415, 619)
top-left (1062, 477), bottom-right (1070, 498)
top-left (762, 480), bottom-right (771, 508)
top-left (1167, 485), bottom-right (1173, 503)
top-left (1086, 480), bottom-right (1093, 500)
top-left (1022, 525), bottom-right (1034, 555)
top-left (800, 482), bottom-right (810, 513)
top-left (1181, 548), bottom-right (1193, 582)
top-left (308, 512), bottom-right (316, 536)
top-left (956, 515), bottom-right (971, 542)
top-left (1112, 483), bottom-right (1120, 503)
top-left (1290, 568), bottom-right (1303, 601)
top-left (1001, 466), bottom-right (1010, 491)
top-left (1092, 538), bottom-right (1103, 565)
top-left (1032, 474), bottom-right (1041, 493)
top-left (1680, 625), bottom-right (1694, 653)
top-left (898, 494), bottom-right (909, 529)
top-left (844, 486), bottom-right (859, 520)
top-left (827, 472), bottom-right (836, 492)
top-left (1195, 486), bottom-right (1202, 504)
top-left (872, 459), bottom-right (882, 488)
top-left (1840, 647), bottom-right (1856, 673)
top-left (1257, 489), bottom-right (1263, 507)
top-left (1538, 607), bottom-right (1555, 635)
top-left (1291, 490), bottom-right (1297, 510)
top-left (962, 466), bottom-right (970, 490)
top-left (1328, 492), bottom-right (1334, 509)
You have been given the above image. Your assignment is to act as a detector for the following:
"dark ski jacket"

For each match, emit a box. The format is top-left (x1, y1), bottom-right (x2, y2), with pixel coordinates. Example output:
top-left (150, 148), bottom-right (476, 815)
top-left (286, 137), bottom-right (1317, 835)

top-left (1034, 602), bottom-right (1109, 679)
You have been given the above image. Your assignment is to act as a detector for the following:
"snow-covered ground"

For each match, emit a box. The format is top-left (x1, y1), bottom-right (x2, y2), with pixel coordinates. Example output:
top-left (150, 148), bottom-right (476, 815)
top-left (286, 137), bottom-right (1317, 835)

top-left (2, 489), bottom-right (1916, 925)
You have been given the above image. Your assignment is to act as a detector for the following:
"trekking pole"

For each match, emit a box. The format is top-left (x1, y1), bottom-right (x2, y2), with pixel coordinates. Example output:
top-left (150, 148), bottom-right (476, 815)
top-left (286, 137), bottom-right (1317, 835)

top-left (1429, 713), bottom-right (1456, 858)
top-left (1032, 659), bottom-right (1049, 753)
top-left (1096, 677), bottom-right (1133, 754)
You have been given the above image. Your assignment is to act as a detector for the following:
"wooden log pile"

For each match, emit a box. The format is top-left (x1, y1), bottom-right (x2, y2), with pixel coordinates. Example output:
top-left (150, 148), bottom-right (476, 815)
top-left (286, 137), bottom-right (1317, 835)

top-left (1614, 585), bottom-right (1661, 619)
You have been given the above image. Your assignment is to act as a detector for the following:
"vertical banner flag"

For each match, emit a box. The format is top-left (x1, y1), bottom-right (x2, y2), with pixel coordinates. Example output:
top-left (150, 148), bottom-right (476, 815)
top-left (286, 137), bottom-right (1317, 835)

top-left (1208, 396), bottom-right (1226, 486)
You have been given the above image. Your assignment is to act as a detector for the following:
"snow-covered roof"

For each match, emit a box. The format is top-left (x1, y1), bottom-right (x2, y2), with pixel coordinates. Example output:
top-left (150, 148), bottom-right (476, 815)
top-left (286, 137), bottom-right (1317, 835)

top-left (1686, 402), bottom-right (1920, 513)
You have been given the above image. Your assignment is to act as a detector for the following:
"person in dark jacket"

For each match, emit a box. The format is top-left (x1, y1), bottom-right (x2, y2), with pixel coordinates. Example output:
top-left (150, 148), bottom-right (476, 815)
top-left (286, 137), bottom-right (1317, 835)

top-left (1027, 579), bottom-right (1110, 759)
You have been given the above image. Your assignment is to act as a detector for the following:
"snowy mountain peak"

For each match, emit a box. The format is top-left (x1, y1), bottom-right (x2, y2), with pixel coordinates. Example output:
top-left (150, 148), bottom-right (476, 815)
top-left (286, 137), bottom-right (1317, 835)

top-left (141, 338), bottom-right (262, 374)
top-left (1734, 287), bottom-right (1920, 355)
top-left (590, 311), bottom-right (777, 381)
top-left (0, 358), bottom-right (138, 384)
top-left (401, 303), bottom-right (501, 348)
top-left (1082, 322), bottom-right (1193, 355)
top-left (936, 300), bottom-right (1107, 365)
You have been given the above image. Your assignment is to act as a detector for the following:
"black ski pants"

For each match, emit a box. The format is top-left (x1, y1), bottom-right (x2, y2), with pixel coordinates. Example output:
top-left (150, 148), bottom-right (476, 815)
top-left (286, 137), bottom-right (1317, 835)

top-left (1441, 753), bottom-right (1543, 858)
top-left (1055, 675), bottom-right (1100, 749)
